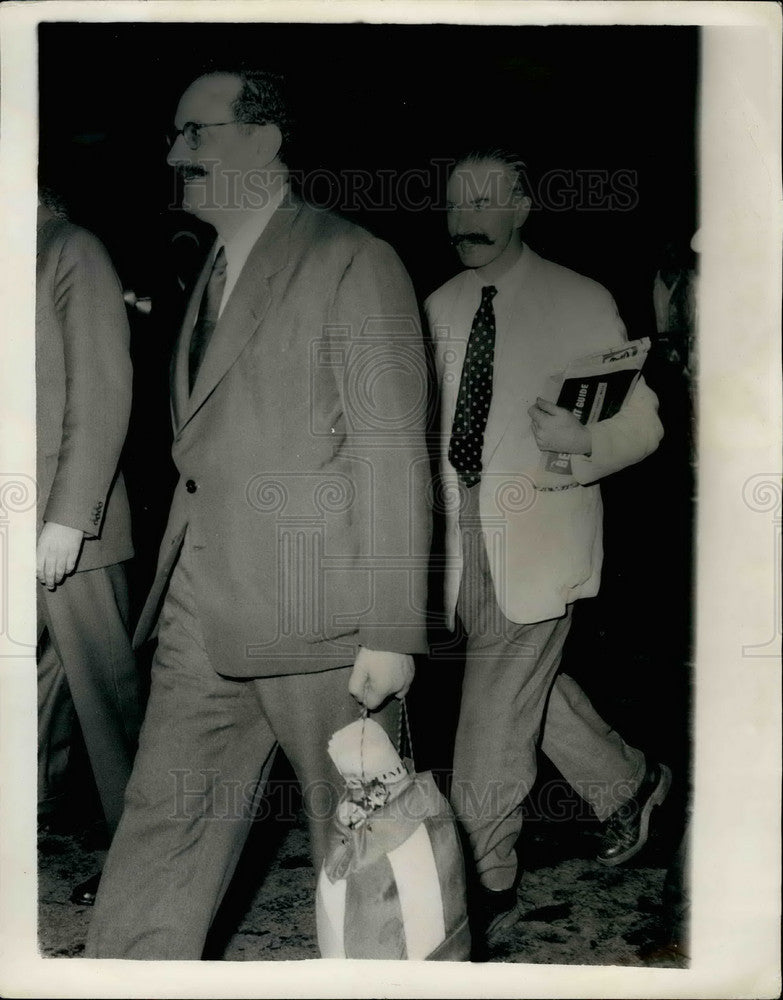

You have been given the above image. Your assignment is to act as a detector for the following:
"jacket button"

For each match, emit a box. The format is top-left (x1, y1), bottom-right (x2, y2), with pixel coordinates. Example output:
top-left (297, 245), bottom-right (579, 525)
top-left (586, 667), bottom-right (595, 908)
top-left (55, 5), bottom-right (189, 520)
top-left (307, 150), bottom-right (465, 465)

top-left (185, 479), bottom-right (197, 494)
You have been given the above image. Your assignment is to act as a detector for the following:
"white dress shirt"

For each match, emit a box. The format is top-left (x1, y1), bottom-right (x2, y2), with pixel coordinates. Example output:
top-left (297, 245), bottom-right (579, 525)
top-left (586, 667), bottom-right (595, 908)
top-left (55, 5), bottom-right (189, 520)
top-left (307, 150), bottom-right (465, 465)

top-left (426, 243), bottom-right (663, 626)
top-left (211, 181), bottom-right (288, 318)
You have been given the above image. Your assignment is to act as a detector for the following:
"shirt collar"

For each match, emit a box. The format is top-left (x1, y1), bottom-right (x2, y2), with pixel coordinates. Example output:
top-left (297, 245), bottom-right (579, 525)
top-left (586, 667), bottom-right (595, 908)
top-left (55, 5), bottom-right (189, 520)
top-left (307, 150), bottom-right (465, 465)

top-left (468, 241), bottom-right (531, 299)
top-left (214, 181), bottom-right (288, 314)
top-left (218, 181), bottom-right (288, 267)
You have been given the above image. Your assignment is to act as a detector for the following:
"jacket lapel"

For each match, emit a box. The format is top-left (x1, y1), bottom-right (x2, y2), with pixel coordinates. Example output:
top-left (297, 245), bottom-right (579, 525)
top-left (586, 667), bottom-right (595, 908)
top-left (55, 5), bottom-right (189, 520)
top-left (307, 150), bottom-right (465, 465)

top-left (171, 250), bottom-right (212, 433)
top-left (482, 246), bottom-right (539, 467)
top-left (173, 195), bottom-right (302, 438)
top-left (439, 335), bottom-right (464, 435)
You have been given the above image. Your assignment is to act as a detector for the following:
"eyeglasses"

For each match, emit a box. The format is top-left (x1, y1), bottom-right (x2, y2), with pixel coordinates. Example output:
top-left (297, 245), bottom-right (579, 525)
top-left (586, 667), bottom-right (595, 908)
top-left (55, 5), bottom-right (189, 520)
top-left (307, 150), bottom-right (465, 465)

top-left (166, 120), bottom-right (241, 151)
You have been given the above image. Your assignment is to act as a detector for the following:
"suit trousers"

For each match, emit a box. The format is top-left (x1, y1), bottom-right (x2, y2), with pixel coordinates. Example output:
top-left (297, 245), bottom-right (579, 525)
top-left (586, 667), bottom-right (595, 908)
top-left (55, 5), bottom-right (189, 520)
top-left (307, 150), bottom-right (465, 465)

top-left (450, 484), bottom-right (646, 892)
top-left (85, 537), bottom-right (399, 959)
top-left (37, 562), bottom-right (142, 832)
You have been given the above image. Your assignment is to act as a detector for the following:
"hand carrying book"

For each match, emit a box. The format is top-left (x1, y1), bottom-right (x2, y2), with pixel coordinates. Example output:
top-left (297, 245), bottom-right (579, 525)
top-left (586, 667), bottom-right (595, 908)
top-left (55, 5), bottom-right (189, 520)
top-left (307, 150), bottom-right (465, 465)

top-left (542, 337), bottom-right (651, 478)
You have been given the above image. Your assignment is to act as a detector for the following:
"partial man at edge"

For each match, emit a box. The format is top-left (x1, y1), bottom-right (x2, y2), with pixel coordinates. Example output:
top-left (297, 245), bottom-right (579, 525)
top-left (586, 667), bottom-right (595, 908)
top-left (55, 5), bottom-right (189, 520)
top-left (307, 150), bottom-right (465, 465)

top-left (36, 188), bottom-right (144, 906)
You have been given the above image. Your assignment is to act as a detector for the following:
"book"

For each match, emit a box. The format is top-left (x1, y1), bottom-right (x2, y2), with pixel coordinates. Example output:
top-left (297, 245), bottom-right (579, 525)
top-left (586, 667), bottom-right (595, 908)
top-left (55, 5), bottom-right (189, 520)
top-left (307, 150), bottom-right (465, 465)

top-left (542, 338), bottom-right (651, 478)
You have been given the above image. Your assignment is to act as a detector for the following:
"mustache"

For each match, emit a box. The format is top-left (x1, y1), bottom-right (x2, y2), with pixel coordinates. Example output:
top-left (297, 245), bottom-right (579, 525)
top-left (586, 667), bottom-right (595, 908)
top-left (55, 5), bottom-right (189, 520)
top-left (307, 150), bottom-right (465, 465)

top-left (177, 166), bottom-right (208, 182)
top-left (451, 233), bottom-right (494, 248)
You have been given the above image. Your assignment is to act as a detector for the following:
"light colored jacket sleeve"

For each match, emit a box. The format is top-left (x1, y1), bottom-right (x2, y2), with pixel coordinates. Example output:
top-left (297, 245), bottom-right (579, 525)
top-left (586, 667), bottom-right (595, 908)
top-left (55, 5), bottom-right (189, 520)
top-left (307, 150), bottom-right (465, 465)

top-left (560, 275), bottom-right (664, 484)
top-left (570, 374), bottom-right (663, 484)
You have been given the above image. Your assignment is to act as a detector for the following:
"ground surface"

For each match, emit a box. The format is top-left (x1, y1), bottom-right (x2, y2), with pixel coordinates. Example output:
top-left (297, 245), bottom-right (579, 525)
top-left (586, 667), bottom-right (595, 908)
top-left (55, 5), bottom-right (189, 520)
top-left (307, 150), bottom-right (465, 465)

top-left (38, 771), bottom-right (687, 968)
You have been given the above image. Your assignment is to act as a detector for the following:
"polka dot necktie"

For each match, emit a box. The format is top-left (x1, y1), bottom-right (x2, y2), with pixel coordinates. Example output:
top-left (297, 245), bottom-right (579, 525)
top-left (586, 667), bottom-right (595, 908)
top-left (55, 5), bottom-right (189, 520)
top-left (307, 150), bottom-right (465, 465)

top-left (189, 245), bottom-right (227, 394)
top-left (448, 285), bottom-right (498, 487)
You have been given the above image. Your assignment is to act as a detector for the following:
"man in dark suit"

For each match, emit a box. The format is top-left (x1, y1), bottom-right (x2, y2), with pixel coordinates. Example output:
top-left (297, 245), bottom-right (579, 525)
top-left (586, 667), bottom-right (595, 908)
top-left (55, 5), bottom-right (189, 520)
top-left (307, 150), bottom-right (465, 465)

top-left (86, 70), bottom-right (430, 959)
top-left (36, 196), bottom-right (143, 900)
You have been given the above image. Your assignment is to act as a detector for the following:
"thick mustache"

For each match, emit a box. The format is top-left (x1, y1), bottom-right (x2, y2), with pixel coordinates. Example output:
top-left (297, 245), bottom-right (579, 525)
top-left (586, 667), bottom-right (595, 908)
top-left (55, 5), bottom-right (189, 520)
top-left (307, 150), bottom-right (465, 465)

top-left (178, 166), bottom-right (207, 182)
top-left (451, 233), bottom-right (494, 248)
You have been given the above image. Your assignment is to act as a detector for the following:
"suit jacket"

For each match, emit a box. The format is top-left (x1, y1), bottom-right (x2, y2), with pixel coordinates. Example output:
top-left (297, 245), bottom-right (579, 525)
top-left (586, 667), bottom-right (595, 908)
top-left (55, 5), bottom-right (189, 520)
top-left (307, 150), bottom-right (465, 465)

top-left (136, 195), bottom-right (431, 677)
top-left (426, 244), bottom-right (663, 628)
top-left (36, 214), bottom-right (133, 572)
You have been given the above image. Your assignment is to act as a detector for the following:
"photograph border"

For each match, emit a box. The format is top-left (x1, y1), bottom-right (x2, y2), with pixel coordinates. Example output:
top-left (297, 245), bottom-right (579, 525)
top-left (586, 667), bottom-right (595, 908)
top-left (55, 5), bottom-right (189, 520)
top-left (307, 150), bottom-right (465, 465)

top-left (1, 2), bottom-right (780, 997)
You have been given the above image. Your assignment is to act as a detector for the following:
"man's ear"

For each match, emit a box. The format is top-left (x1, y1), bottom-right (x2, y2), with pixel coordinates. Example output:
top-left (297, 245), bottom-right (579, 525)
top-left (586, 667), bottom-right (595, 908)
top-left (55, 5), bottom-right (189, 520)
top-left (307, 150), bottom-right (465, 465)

top-left (255, 123), bottom-right (283, 166)
top-left (513, 193), bottom-right (532, 230)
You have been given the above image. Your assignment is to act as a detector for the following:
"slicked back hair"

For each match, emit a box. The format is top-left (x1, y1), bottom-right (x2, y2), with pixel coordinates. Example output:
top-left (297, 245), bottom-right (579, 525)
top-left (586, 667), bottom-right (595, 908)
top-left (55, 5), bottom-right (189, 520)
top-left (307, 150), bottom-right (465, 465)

top-left (451, 148), bottom-right (530, 200)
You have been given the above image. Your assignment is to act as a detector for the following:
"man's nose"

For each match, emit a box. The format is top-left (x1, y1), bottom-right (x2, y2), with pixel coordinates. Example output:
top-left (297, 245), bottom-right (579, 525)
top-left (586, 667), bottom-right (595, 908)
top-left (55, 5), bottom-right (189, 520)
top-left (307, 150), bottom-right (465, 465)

top-left (453, 212), bottom-right (475, 235)
top-left (166, 134), bottom-right (189, 167)
top-left (448, 209), bottom-right (468, 233)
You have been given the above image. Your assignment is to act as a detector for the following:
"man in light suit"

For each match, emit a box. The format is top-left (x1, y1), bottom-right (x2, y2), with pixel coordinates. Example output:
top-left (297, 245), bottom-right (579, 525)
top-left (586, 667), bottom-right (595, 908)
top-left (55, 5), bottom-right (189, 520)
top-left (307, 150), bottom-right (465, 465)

top-left (36, 195), bottom-right (143, 901)
top-left (426, 150), bottom-right (670, 947)
top-left (86, 70), bottom-right (430, 959)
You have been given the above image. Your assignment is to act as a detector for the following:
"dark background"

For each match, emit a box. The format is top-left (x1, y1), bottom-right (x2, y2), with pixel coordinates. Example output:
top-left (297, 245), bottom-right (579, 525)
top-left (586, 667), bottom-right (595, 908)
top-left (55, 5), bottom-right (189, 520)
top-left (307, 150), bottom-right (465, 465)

top-left (39, 21), bottom-right (696, 852)
top-left (39, 22), bottom-right (698, 303)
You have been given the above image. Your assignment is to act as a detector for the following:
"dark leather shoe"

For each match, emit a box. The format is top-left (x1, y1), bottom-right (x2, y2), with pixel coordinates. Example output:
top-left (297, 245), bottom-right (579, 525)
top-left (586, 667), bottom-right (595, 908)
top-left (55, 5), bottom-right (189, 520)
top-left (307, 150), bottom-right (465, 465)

top-left (470, 885), bottom-right (520, 958)
top-left (597, 762), bottom-right (672, 866)
top-left (70, 871), bottom-right (101, 906)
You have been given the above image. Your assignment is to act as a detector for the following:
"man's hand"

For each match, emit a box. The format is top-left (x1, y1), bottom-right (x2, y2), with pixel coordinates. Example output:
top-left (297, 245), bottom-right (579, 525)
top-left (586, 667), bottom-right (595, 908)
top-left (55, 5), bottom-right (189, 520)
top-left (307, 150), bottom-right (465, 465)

top-left (37, 522), bottom-right (85, 590)
top-left (528, 397), bottom-right (592, 456)
top-left (348, 647), bottom-right (415, 711)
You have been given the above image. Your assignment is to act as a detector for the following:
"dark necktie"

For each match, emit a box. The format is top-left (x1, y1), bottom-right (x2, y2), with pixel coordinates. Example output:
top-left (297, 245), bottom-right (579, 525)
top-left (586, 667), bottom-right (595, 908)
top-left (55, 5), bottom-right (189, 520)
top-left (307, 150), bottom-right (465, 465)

top-left (448, 285), bottom-right (498, 487)
top-left (188, 245), bottom-right (227, 393)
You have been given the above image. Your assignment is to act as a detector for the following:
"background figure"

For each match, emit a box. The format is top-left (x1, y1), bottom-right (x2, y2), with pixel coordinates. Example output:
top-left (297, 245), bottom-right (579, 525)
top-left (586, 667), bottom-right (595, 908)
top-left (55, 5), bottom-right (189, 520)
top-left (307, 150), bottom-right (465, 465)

top-left (652, 234), bottom-right (697, 373)
top-left (637, 228), bottom-right (698, 963)
top-left (36, 192), bottom-right (144, 903)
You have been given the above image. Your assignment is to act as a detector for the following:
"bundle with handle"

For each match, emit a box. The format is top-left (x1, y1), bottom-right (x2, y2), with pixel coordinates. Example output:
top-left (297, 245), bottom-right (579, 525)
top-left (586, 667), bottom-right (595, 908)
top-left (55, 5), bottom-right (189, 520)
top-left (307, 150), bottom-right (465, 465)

top-left (315, 711), bottom-right (470, 960)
